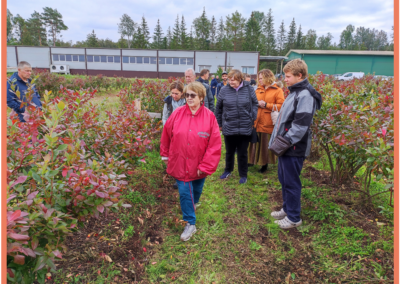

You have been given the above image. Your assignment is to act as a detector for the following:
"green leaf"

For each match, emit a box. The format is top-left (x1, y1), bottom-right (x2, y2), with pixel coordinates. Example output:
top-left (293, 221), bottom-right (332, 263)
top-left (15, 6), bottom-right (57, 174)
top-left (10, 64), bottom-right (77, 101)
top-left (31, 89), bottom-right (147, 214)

top-left (47, 170), bottom-right (59, 177)
top-left (56, 144), bottom-right (68, 151)
top-left (32, 171), bottom-right (41, 183)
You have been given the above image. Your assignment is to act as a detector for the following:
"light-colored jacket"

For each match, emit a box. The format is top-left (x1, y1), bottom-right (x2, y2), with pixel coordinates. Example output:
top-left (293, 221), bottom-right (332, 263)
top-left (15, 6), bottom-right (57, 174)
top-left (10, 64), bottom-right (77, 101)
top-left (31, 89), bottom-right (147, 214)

top-left (162, 98), bottom-right (186, 125)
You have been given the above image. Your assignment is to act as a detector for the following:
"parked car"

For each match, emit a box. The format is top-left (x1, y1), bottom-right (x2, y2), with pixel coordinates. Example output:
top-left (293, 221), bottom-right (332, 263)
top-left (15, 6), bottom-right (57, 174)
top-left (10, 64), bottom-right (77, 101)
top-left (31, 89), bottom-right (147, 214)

top-left (337, 72), bottom-right (364, 81)
top-left (332, 74), bottom-right (342, 79)
top-left (374, 75), bottom-right (389, 81)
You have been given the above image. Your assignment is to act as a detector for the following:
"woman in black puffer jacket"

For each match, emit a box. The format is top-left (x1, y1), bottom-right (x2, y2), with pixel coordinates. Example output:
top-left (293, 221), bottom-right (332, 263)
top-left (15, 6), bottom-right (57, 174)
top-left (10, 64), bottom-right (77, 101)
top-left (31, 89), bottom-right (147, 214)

top-left (214, 69), bottom-right (258, 184)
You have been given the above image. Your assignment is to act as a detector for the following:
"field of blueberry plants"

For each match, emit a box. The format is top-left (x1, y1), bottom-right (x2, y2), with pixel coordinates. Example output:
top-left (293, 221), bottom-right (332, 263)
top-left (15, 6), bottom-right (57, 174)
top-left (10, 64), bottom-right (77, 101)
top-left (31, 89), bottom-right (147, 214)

top-left (7, 71), bottom-right (394, 283)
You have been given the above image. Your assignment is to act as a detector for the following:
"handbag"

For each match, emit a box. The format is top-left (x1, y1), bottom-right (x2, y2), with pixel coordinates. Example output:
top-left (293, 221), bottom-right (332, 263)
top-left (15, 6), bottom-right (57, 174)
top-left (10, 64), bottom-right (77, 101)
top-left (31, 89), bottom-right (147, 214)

top-left (271, 104), bottom-right (279, 125)
top-left (248, 86), bottom-right (258, 144)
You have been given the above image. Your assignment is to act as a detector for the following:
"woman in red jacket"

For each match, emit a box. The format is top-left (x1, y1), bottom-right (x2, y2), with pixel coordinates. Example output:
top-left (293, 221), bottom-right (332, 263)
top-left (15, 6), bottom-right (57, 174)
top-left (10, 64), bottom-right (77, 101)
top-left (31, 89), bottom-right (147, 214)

top-left (160, 81), bottom-right (221, 241)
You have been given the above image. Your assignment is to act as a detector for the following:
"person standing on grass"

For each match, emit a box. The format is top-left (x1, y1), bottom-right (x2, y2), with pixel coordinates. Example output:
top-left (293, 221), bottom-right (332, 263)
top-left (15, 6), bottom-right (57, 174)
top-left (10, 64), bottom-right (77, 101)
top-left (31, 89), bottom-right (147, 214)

top-left (248, 69), bottom-right (285, 173)
top-left (216, 71), bottom-right (229, 96)
top-left (210, 74), bottom-right (218, 97)
top-left (7, 61), bottom-right (42, 122)
top-left (160, 81), bottom-right (221, 241)
top-left (197, 68), bottom-right (210, 85)
top-left (162, 81), bottom-right (186, 126)
top-left (214, 69), bottom-right (258, 184)
top-left (269, 59), bottom-right (322, 229)
top-left (185, 68), bottom-right (214, 112)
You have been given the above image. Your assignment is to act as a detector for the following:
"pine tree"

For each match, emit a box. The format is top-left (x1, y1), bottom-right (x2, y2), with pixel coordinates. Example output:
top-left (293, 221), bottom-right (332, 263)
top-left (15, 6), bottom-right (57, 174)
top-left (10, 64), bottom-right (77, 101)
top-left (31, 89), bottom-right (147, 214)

top-left (180, 16), bottom-right (188, 49)
top-left (166, 26), bottom-right (172, 48)
top-left (134, 16), bottom-right (150, 49)
top-left (295, 25), bottom-right (303, 48)
top-left (193, 8), bottom-right (211, 50)
top-left (170, 15), bottom-right (180, 49)
top-left (187, 25), bottom-right (195, 49)
top-left (41, 7), bottom-right (68, 47)
top-left (152, 19), bottom-right (163, 49)
top-left (276, 20), bottom-right (286, 55)
top-left (225, 11), bottom-right (246, 51)
top-left (86, 30), bottom-right (98, 47)
top-left (216, 17), bottom-right (225, 50)
top-left (243, 12), bottom-right (262, 52)
top-left (263, 9), bottom-right (276, 55)
top-left (118, 14), bottom-right (136, 48)
top-left (26, 11), bottom-right (47, 46)
top-left (7, 9), bottom-right (14, 40)
top-left (317, 33), bottom-right (333, 49)
top-left (305, 29), bottom-right (317, 50)
top-left (286, 18), bottom-right (296, 51)
top-left (13, 14), bottom-right (28, 44)
top-left (210, 16), bottom-right (217, 49)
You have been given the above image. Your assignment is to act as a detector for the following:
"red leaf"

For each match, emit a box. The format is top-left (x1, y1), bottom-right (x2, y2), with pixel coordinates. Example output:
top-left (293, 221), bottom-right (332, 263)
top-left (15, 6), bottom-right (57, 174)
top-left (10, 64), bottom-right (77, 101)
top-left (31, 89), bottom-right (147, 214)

top-left (143, 247), bottom-right (147, 253)
top-left (97, 205), bottom-right (104, 213)
top-left (14, 254), bottom-right (25, 265)
top-left (62, 168), bottom-right (68, 177)
top-left (10, 176), bottom-right (28, 188)
top-left (53, 250), bottom-right (62, 258)
top-left (7, 268), bottom-right (15, 278)
top-left (95, 191), bottom-right (105, 198)
top-left (8, 233), bottom-right (30, 241)
top-left (8, 210), bottom-right (21, 223)
top-left (27, 191), bottom-right (39, 200)
top-left (75, 195), bottom-right (85, 201)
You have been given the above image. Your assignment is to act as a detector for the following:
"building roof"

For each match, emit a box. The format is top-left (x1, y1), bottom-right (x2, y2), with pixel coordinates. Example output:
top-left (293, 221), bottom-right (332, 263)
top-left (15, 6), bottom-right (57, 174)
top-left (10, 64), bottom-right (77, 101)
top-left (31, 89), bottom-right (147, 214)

top-left (285, 49), bottom-right (394, 57)
top-left (259, 55), bottom-right (288, 62)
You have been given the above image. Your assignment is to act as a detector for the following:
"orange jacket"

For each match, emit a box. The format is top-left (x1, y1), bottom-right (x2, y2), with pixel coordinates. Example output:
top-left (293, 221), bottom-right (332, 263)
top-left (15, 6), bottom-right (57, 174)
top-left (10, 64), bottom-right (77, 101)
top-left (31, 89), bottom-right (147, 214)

top-left (254, 83), bottom-right (285, 134)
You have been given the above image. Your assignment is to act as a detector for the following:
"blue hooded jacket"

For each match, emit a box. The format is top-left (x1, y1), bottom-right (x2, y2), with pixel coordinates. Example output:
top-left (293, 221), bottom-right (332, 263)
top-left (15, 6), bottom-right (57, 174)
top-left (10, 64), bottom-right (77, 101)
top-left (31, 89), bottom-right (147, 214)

top-left (210, 78), bottom-right (218, 96)
top-left (7, 72), bottom-right (42, 122)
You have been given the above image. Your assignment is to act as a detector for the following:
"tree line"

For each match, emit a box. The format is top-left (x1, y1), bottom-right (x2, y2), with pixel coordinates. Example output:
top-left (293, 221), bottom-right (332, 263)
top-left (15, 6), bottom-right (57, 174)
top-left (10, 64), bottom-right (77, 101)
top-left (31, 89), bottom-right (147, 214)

top-left (7, 7), bottom-right (394, 56)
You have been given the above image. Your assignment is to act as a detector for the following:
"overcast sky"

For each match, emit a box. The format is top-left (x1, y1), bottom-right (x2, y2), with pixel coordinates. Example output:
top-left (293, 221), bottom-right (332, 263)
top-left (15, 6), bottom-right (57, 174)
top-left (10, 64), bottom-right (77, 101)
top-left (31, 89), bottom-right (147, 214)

top-left (7, 0), bottom-right (394, 45)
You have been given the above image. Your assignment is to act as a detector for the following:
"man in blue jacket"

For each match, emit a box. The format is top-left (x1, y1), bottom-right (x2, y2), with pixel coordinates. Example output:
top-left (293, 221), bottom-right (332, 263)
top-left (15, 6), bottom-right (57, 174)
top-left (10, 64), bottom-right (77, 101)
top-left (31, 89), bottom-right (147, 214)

top-left (210, 75), bottom-right (218, 97)
top-left (7, 61), bottom-right (42, 122)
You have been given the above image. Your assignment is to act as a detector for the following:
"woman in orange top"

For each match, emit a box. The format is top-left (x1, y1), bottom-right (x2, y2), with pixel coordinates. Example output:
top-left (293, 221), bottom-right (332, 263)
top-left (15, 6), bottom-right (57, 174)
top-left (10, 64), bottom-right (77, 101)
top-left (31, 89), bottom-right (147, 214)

top-left (248, 69), bottom-right (285, 173)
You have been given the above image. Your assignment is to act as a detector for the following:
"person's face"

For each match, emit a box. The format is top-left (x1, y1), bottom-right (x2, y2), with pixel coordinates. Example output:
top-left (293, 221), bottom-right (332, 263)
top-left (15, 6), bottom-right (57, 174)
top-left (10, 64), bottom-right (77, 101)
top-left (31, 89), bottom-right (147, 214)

top-left (222, 74), bottom-right (228, 81)
top-left (18, 66), bottom-right (32, 81)
top-left (258, 74), bottom-right (264, 86)
top-left (171, 88), bottom-right (183, 101)
top-left (216, 75), bottom-right (219, 79)
top-left (185, 89), bottom-right (202, 108)
top-left (284, 71), bottom-right (303, 87)
top-left (203, 72), bottom-right (209, 80)
top-left (229, 77), bottom-right (241, 89)
top-left (185, 71), bottom-right (195, 84)
top-left (245, 77), bottom-right (251, 82)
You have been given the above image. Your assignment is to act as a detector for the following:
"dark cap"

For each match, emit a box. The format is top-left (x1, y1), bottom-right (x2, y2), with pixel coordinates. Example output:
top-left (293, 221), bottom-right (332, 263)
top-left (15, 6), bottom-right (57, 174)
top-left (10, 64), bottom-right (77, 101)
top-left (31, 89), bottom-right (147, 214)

top-left (222, 71), bottom-right (228, 75)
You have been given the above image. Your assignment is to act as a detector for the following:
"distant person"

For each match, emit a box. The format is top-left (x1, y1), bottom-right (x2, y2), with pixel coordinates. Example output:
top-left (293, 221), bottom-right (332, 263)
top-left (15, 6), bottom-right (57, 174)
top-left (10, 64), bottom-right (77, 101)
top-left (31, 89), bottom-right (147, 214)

top-left (7, 61), bottom-right (42, 122)
top-left (162, 81), bottom-right (186, 126)
top-left (245, 74), bottom-right (257, 90)
top-left (197, 69), bottom-right (210, 85)
top-left (269, 59), bottom-right (322, 229)
top-left (216, 75), bottom-right (221, 83)
top-left (248, 69), bottom-right (285, 173)
top-left (185, 68), bottom-right (214, 112)
top-left (214, 69), bottom-right (258, 184)
top-left (210, 74), bottom-right (218, 97)
top-left (217, 71), bottom-right (228, 96)
top-left (160, 81), bottom-right (221, 241)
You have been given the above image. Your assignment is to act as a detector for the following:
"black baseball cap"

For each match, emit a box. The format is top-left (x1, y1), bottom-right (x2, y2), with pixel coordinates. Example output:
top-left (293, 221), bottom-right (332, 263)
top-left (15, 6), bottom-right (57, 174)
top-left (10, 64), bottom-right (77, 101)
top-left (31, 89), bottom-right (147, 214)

top-left (222, 71), bottom-right (228, 75)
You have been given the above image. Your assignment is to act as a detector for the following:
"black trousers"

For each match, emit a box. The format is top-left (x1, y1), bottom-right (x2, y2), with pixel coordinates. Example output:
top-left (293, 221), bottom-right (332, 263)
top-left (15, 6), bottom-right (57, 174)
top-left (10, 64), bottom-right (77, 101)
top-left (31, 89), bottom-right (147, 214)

top-left (224, 135), bottom-right (250, 178)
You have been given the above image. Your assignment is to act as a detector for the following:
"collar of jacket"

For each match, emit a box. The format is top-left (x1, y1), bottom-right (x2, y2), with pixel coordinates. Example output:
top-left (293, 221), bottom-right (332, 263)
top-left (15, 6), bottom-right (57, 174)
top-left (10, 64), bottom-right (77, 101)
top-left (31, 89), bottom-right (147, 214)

top-left (11, 72), bottom-right (31, 84)
top-left (185, 102), bottom-right (205, 116)
top-left (256, 83), bottom-right (278, 92)
top-left (227, 80), bottom-right (250, 90)
top-left (288, 78), bottom-right (309, 93)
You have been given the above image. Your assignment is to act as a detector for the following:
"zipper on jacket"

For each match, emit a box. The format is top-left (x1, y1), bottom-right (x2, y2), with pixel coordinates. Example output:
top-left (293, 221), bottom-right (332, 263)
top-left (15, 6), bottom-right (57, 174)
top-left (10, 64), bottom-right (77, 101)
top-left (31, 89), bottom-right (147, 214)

top-left (236, 89), bottom-right (240, 135)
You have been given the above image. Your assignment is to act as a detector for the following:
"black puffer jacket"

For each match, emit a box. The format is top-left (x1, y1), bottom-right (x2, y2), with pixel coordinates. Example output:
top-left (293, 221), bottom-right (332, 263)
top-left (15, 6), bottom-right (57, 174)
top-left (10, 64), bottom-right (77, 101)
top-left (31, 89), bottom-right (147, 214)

top-left (214, 81), bottom-right (258, 136)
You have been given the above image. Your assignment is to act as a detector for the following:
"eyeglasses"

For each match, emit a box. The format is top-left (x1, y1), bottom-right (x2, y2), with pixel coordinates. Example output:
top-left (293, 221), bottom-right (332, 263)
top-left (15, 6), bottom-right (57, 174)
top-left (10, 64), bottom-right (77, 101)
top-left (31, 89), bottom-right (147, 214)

top-left (185, 93), bottom-right (198, 99)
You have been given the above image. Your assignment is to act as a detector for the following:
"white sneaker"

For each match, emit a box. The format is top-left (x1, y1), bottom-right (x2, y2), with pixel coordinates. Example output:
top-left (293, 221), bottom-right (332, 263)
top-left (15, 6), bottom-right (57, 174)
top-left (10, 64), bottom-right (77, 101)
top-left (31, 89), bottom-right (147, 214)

top-left (274, 216), bottom-right (302, 229)
top-left (180, 223), bottom-right (197, 241)
top-left (271, 208), bottom-right (287, 220)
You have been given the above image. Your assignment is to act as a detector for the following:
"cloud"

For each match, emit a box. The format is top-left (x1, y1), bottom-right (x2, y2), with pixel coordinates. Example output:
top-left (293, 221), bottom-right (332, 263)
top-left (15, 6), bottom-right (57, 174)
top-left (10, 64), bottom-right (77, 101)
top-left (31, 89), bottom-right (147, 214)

top-left (7, 0), bottom-right (394, 45)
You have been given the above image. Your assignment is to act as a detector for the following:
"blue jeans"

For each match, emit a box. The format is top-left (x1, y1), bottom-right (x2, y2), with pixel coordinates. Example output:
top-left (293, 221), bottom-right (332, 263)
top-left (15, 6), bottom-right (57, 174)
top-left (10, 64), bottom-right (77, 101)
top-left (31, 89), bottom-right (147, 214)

top-left (278, 156), bottom-right (305, 222)
top-left (176, 178), bottom-right (206, 225)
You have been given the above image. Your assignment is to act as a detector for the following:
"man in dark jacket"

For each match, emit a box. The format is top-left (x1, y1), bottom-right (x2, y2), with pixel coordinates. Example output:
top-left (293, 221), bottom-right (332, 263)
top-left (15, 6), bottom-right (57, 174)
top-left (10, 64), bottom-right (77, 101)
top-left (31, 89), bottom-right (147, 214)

top-left (217, 71), bottom-right (228, 96)
top-left (210, 75), bottom-right (218, 97)
top-left (197, 69), bottom-right (210, 85)
top-left (7, 61), bottom-right (42, 122)
top-left (269, 59), bottom-right (322, 229)
top-left (214, 70), bottom-right (258, 184)
top-left (186, 68), bottom-right (214, 112)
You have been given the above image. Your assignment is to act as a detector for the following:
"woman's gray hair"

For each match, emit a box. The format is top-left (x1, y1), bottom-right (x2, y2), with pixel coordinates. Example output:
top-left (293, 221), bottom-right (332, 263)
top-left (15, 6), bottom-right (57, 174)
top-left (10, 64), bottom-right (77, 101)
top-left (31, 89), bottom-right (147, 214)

top-left (17, 61), bottom-right (31, 69)
top-left (184, 68), bottom-right (196, 77)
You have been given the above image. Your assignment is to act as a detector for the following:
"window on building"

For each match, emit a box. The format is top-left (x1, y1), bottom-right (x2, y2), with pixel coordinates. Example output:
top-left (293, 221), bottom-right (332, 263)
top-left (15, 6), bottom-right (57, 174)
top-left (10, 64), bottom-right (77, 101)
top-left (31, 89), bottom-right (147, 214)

top-left (150, 57), bottom-right (157, 64)
top-left (173, 58), bottom-right (179, 65)
top-left (100, 56), bottom-right (107, 63)
top-left (53, 54), bottom-right (59, 61)
top-left (79, 55), bottom-right (85, 62)
top-left (159, 57), bottom-right (166, 64)
top-left (114, 56), bottom-right (120, 63)
top-left (130, 56), bottom-right (136, 63)
top-left (59, 54), bottom-right (65, 61)
top-left (242, 67), bottom-right (255, 75)
top-left (187, 58), bottom-right (194, 65)
top-left (87, 55), bottom-right (93, 62)
top-left (144, 57), bottom-right (150, 64)
top-left (180, 58), bottom-right (187, 65)
top-left (166, 58), bottom-right (172, 64)
top-left (94, 56), bottom-right (100, 62)
top-left (66, 54), bottom-right (72, 61)
top-left (123, 56), bottom-right (129, 63)
top-left (136, 57), bottom-right (143, 64)
top-left (72, 55), bottom-right (78, 61)
top-left (108, 56), bottom-right (114, 63)
top-left (198, 65), bottom-right (211, 72)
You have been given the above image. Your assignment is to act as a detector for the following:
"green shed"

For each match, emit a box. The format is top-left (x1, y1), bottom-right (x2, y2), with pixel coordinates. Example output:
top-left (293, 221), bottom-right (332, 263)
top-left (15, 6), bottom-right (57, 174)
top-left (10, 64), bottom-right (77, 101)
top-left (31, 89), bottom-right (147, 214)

top-left (285, 50), bottom-right (394, 76)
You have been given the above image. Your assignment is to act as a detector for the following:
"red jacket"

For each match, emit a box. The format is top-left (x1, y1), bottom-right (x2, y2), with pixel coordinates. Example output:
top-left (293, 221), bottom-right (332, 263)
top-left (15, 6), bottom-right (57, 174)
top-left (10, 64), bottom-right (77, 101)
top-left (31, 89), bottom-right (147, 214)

top-left (160, 103), bottom-right (221, 182)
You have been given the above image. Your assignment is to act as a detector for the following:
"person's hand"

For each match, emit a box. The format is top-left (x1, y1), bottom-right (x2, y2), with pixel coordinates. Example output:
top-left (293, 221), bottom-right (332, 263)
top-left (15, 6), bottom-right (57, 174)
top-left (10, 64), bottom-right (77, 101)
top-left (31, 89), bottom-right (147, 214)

top-left (197, 169), bottom-right (204, 176)
top-left (258, 100), bottom-right (266, 108)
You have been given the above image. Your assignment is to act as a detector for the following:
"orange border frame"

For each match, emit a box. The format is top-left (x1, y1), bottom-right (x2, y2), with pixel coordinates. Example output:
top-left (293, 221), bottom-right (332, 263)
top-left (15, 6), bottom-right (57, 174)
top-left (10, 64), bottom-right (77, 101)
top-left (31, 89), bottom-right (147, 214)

top-left (2, 0), bottom-right (7, 282)
top-left (394, 0), bottom-right (399, 282)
